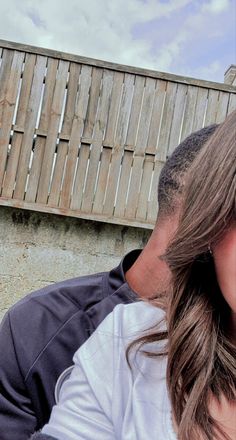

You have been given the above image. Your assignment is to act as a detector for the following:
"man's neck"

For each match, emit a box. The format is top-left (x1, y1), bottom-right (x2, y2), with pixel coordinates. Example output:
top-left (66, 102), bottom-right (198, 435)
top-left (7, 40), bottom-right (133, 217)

top-left (125, 220), bottom-right (175, 299)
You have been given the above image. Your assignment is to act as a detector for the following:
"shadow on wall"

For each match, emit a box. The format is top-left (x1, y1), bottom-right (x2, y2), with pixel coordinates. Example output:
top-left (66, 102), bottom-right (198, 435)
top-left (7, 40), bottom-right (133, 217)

top-left (0, 206), bottom-right (151, 319)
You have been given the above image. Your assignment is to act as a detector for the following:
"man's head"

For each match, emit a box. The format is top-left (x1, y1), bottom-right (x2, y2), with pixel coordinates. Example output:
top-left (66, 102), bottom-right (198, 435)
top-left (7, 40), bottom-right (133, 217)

top-left (157, 124), bottom-right (218, 221)
top-left (126, 123), bottom-right (219, 298)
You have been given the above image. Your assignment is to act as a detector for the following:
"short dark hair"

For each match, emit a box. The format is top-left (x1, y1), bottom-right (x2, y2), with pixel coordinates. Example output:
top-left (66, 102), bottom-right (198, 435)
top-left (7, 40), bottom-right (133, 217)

top-left (157, 124), bottom-right (218, 217)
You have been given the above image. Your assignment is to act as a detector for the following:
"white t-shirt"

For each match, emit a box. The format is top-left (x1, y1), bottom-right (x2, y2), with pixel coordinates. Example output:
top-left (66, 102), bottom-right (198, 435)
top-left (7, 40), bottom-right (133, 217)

top-left (42, 301), bottom-right (177, 440)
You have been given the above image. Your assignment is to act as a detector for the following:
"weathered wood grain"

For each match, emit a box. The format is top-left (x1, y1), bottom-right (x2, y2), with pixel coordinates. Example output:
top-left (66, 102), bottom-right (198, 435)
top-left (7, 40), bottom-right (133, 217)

top-left (81, 69), bottom-right (114, 213)
top-left (14, 55), bottom-right (47, 200)
top-left (103, 73), bottom-right (134, 216)
top-left (0, 51), bottom-right (24, 190)
top-left (25, 58), bottom-right (59, 203)
top-left (2, 53), bottom-right (36, 197)
top-left (36, 59), bottom-right (69, 204)
top-left (59, 64), bottom-right (92, 209)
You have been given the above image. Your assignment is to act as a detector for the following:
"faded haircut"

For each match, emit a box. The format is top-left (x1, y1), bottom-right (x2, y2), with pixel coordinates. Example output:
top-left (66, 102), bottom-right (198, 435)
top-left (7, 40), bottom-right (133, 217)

top-left (157, 124), bottom-right (218, 218)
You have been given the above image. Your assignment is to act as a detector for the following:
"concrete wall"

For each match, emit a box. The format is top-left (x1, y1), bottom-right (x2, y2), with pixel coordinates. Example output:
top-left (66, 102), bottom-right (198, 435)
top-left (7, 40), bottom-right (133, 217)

top-left (0, 206), bottom-right (151, 320)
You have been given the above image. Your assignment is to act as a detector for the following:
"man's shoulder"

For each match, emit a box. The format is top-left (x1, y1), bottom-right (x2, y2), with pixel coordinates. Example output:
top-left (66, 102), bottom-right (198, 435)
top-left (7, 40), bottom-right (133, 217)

top-left (9, 270), bottom-right (106, 320)
top-left (2, 271), bottom-right (107, 376)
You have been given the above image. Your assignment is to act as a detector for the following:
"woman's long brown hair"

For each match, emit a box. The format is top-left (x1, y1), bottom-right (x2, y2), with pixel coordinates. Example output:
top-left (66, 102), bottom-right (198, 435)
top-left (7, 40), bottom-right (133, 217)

top-left (128, 110), bottom-right (236, 440)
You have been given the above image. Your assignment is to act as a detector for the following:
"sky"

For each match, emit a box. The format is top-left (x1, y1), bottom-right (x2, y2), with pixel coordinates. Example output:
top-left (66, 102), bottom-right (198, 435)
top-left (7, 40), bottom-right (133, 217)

top-left (0, 0), bottom-right (235, 83)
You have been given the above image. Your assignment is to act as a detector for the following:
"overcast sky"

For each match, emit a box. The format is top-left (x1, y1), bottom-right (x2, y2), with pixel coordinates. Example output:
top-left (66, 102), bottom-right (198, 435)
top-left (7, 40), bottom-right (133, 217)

top-left (0, 0), bottom-right (235, 82)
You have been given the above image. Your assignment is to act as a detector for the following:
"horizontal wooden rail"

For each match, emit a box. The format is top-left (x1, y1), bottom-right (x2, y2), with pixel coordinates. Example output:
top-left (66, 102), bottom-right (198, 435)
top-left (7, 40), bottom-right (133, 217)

top-left (0, 39), bottom-right (235, 93)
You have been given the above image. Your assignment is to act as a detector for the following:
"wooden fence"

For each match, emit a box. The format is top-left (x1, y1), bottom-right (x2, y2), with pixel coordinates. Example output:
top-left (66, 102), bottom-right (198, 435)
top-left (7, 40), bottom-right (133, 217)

top-left (0, 40), bottom-right (236, 229)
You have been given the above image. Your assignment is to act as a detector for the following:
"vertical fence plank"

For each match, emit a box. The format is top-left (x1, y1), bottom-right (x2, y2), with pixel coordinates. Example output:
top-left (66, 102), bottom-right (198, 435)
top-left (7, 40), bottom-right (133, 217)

top-left (136, 155), bottom-right (154, 220)
top-left (92, 147), bottom-right (112, 213)
top-left (69, 67), bottom-right (103, 211)
top-left (167, 83), bottom-right (187, 156)
top-left (1, 133), bottom-right (22, 197)
top-left (47, 140), bottom-right (68, 206)
top-left (180, 85), bottom-right (198, 141)
top-left (146, 79), bottom-right (167, 155)
top-left (227, 93), bottom-right (236, 115)
top-left (102, 71), bottom-right (124, 147)
top-left (47, 62), bottom-right (81, 207)
top-left (103, 73), bottom-right (134, 216)
top-left (156, 81), bottom-right (177, 162)
top-left (192, 87), bottom-right (208, 132)
top-left (61, 62), bottom-right (81, 137)
top-left (15, 54), bottom-right (37, 129)
top-left (13, 55), bottom-right (47, 200)
top-left (215, 91), bottom-right (230, 123)
top-left (147, 159), bottom-right (164, 223)
top-left (204, 89), bottom-right (220, 125)
top-left (25, 58), bottom-right (61, 203)
top-left (36, 59), bottom-right (69, 204)
top-left (113, 150), bottom-right (133, 218)
top-left (114, 75), bottom-right (145, 217)
top-left (81, 70), bottom-right (120, 213)
top-left (2, 53), bottom-right (36, 198)
top-left (125, 75), bottom-right (145, 150)
top-left (0, 51), bottom-right (24, 190)
top-left (79, 70), bottom-right (115, 213)
top-left (0, 49), bottom-right (14, 128)
top-left (59, 64), bottom-right (92, 209)
top-left (70, 144), bottom-right (90, 210)
top-left (126, 77), bottom-right (156, 219)
top-left (83, 67), bottom-right (103, 140)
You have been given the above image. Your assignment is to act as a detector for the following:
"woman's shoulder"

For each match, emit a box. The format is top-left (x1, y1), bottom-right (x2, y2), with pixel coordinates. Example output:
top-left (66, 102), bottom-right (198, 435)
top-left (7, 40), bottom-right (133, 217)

top-left (73, 301), bottom-right (166, 364)
top-left (112, 301), bottom-right (166, 339)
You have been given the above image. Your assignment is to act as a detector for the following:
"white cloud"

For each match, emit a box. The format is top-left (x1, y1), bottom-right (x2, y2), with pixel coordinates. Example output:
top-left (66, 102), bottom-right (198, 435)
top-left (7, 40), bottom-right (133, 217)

top-left (185, 60), bottom-right (222, 81)
top-left (0, 0), bottom-right (193, 72)
top-left (201, 0), bottom-right (230, 14)
top-left (0, 0), bottom-right (234, 81)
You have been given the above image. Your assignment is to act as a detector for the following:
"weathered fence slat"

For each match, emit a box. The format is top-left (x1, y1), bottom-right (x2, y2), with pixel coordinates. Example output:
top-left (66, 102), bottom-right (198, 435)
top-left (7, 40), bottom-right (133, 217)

top-left (204, 89), bottom-right (220, 126)
top-left (167, 83), bottom-right (187, 156)
top-left (146, 80), bottom-right (167, 155)
top-left (180, 85), bottom-right (198, 142)
top-left (114, 75), bottom-right (146, 218)
top-left (126, 77), bottom-right (156, 219)
top-left (103, 73), bottom-right (134, 216)
top-left (25, 58), bottom-right (59, 203)
top-left (48, 140), bottom-right (68, 206)
top-left (0, 51), bottom-right (24, 190)
top-left (125, 75), bottom-right (145, 150)
top-left (0, 49), bottom-right (14, 128)
top-left (14, 55), bottom-right (47, 200)
top-left (82, 67), bottom-right (103, 140)
top-left (147, 160), bottom-right (164, 223)
top-left (191, 87), bottom-right (208, 132)
top-left (2, 53), bottom-right (36, 198)
top-left (70, 144), bottom-right (90, 210)
top-left (228, 93), bottom-right (236, 114)
top-left (136, 156), bottom-right (154, 220)
top-left (36, 59), bottom-right (69, 204)
top-left (81, 69), bottom-right (114, 213)
top-left (215, 91), bottom-right (229, 123)
top-left (92, 147), bottom-right (112, 214)
top-left (114, 150), bottom-right (133, 218)
top-left (156, 81), bottom-right (178, 162)
top-left (61, 62), bottom-right (81, 136)
top-left (1, 132), bottom-right (22, 198)
top-left (59, 64), bottom-right (92, 209)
